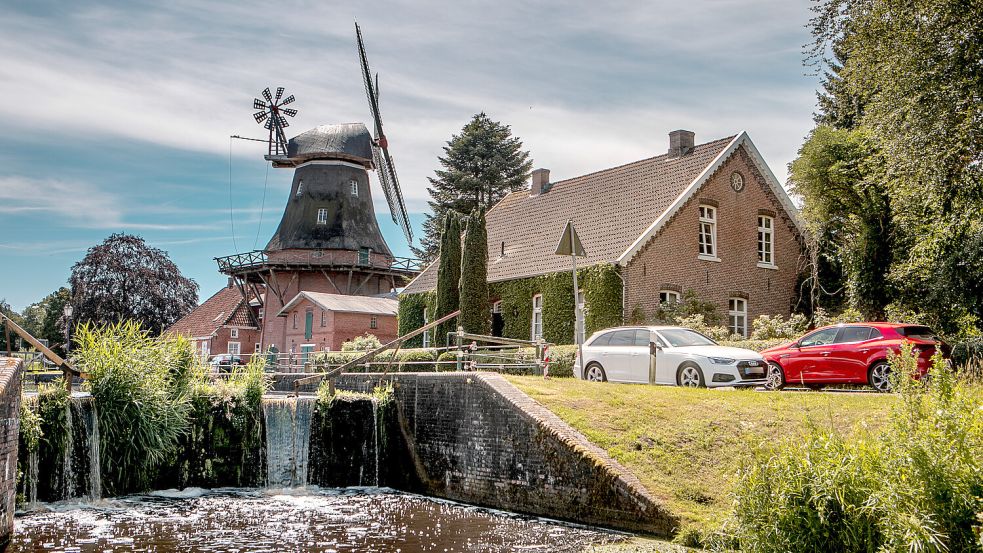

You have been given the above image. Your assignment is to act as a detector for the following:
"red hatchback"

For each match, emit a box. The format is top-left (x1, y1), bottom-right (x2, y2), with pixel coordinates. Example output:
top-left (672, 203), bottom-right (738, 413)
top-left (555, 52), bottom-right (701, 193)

top-left (761, 323), bottom-right (950, 392)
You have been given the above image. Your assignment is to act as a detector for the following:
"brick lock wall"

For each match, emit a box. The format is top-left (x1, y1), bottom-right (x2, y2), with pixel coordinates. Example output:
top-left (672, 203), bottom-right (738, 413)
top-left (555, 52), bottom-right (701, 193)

top-left (624, 145), bottom-right (803, 329)
top-left (333, 372), bottom-right (678, 536)
top-left (0, 358), bottom-right (23, 547)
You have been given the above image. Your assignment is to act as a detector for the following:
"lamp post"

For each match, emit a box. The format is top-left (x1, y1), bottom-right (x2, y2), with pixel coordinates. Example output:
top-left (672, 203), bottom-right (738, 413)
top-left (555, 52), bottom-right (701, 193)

top-left (63, 304), bottom-right (73, 356)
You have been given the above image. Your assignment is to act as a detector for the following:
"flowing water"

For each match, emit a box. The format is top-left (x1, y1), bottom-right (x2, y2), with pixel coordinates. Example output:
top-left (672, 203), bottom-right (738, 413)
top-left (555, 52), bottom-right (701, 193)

top-left (263, 396), bottom-right (316, 487)
top-left (9, 487), bottom-right (623, 552)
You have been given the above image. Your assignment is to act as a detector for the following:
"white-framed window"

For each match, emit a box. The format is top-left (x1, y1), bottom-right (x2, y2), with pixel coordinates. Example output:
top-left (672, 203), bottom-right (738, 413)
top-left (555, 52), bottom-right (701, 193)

top-left (659, 290), bottom-right (680, 305)
top-left (321, 310), bottom-right (326, 327)
top-left (370, 316), bottom-right (378, 329)
top-left (350, 179), bottom-right (358, 196)
top-left (293, 312), bottom-right (298, 329)
top-left (491, 301), bottom-right (502, 314)
top-left (698, 205), bottom-right (717, 259)
top-left (228, 342), bottom-right (241, 355)
top-left (230, 328), bottom-right (239, 339)
top-left (575, 289), bottom-right (586, 345)
top-left (296, 180), bottom-right (304, 197)
top-left (757, 215), bottom-right (774, 267)
top-left (200, 340), bottom-right (210, 360)
top-left (728, 297), bottom-right (747, 338)
top-left (531, 294), bottom-right (543, 341)
top-left (316, 208), bottom-right (328, 225)
top-left (422, 310), bottom-right (431, 348)
top-left (258, 308), bottom-right (264, 320)
top-left (255, 342), bottom-right (261, 353)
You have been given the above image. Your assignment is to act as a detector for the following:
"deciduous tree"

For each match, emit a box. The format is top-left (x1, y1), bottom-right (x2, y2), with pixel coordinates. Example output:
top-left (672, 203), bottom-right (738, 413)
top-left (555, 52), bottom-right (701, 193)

top-left (69, 234), bottom-right (198, 336)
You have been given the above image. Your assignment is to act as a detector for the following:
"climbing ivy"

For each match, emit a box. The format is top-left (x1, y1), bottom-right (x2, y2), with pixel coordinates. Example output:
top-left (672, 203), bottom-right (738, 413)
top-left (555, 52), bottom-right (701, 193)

top-left (397, 291), bottom-right (433, 348)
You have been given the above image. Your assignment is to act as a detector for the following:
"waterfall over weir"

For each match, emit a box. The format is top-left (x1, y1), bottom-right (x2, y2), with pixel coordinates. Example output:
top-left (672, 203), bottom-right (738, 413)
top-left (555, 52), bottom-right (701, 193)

top-left (262, 397), bottom-right (316, 487)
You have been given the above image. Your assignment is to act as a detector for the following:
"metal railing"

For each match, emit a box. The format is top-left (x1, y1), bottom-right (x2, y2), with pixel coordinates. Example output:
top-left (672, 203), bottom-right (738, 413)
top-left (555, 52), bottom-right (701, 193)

top-left (215, 249), bottom-right (423, 274)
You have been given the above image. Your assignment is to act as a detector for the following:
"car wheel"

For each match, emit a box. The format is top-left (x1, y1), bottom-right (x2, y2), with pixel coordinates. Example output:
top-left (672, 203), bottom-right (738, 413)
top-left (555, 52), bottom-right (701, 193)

top-left (869, 361), bottom-right (892, 392)
top-left (677, 364), bottom-right (705, 388)
top-left (765, 362), bottom-right (785, 391)
top-left (585, 363), bottom-right (607, 382)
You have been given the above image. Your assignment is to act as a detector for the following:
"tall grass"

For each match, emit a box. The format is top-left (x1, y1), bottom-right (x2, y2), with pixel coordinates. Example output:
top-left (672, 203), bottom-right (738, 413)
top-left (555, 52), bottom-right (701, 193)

top-left (725, 344), bottom-right (983, 552)
top-left (74, 321), bottom-right (204, 495)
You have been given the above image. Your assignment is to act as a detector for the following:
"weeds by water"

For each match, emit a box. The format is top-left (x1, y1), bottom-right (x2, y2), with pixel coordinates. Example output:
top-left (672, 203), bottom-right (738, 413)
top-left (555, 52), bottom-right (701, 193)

top-left (724, 344), bottom-right (983, 552)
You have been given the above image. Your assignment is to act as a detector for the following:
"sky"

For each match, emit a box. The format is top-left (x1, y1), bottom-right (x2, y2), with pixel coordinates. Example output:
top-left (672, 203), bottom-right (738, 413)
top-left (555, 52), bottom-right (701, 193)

top-left (0, 0), bottom-right (821, 311)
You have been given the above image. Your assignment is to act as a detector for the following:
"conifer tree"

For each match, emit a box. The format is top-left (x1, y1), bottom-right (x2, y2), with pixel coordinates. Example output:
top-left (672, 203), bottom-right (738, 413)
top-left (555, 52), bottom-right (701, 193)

top-left (433, 213), bottom-right (462, 345)
top-left (413, 113), bottom-right (532, 261)
top-left (459, 209), bottom-right (489, 335)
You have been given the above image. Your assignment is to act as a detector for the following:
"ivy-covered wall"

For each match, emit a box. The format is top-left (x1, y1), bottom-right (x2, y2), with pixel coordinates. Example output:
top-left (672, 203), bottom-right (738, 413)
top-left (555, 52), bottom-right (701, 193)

top-left (401, 264), bottom-right (624, 345)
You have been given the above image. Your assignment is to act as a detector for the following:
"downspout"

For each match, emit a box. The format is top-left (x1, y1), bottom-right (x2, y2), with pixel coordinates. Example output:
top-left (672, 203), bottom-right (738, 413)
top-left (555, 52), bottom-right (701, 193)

top-left (614, 262), bottom-right (627, 323)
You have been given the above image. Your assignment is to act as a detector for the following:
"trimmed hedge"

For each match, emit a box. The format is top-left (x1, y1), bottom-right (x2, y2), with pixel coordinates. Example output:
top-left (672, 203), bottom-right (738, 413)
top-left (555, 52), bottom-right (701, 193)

top-left (717, 339), bottom-right (788, 352)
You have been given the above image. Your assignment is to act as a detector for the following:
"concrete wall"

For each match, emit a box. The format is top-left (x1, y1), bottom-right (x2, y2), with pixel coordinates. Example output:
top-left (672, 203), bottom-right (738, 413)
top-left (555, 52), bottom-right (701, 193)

top-left (332, 372), bottom-right (678, 536)
top-left (0, 358), bottom-right (23, 548)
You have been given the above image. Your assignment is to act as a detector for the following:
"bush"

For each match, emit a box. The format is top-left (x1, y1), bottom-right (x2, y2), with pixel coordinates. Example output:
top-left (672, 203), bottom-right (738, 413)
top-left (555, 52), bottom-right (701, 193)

top-left (396, 349), bottom-right (438, 372)
top-left (750, 313), bottom-right (809, 340)
top-left (676, 313), bottom-right (731, 341)
top-left (341, 334), bottom-right (382, 352)
top-left (726, 345), bottom-right (983, 552)
top-left (717, 339), bottom-right (787, 352)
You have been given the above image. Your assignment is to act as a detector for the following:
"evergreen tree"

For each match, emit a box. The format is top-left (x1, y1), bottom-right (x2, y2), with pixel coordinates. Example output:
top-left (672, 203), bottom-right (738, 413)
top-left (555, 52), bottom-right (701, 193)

top-left (413, 113), bottom-right (532, 261)
top-left (459, 209), bottom-right (489, 335)
top-left (433, 213), bottom-right (462, 345)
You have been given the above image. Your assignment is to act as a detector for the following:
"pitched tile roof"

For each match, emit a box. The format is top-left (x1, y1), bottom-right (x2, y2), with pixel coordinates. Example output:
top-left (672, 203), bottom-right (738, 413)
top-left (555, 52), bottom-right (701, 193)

top-left (402, 135), bottom-right (735, 294)
top-left (167, 286), bottom-right (257, 338)
top-left (276, 291), bottom-right (398, 317)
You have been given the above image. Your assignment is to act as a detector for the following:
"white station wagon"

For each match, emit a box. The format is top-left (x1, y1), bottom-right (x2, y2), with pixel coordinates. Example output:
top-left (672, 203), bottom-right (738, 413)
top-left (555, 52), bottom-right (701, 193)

top-left (573, 326), bottom-right (768, 388)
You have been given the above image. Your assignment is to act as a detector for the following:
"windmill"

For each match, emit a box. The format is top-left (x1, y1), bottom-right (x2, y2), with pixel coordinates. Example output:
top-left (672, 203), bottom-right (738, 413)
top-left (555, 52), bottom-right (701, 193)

top-left (253, 87), bottom-right (297, 156)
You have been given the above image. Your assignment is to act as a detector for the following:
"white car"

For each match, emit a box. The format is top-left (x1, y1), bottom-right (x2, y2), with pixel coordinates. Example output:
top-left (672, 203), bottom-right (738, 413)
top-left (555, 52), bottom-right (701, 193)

top-left (573, 326), bottom-right (768, 388)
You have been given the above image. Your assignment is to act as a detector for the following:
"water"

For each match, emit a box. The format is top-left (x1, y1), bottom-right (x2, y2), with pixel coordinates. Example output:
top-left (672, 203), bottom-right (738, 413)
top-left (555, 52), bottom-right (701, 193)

top-left (263, 396), bottom-right (316, 487)
top-left (9, 487), bottom-right (622, 552)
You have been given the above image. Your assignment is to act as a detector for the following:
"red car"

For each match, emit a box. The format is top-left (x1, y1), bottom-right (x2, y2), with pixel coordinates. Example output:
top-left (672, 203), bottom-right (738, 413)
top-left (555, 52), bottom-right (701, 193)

top-left (761, 323), bottom-right (950, 392)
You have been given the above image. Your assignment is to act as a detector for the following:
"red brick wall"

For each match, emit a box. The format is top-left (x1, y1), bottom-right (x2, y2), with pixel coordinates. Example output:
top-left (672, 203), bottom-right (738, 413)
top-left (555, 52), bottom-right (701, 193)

top-left (623, 146), bottom-right (803, 330)
top-left (260, 269), bottom-right (395, 352)
top-left (280, 298), bottom-right (397, 353)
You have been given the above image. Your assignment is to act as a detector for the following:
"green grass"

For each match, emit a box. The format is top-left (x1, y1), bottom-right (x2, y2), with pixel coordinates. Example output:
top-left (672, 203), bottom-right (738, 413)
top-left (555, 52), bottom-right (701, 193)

top-left (506, 376), bottom-right (896, 535)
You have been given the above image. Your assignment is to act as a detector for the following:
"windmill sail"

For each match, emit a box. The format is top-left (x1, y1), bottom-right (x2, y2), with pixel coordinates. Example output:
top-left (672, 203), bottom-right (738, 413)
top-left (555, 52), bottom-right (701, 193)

top-left (356, 21), bottom-right (413, 244)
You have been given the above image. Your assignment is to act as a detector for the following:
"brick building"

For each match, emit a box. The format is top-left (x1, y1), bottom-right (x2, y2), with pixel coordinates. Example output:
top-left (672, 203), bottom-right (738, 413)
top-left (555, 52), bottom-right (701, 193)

top-left (167, 283), bottom-right (262, 360)
top-left (401, 130), bottom-right (805, 342)
top-left (276, 291), bottom-right (398, 357)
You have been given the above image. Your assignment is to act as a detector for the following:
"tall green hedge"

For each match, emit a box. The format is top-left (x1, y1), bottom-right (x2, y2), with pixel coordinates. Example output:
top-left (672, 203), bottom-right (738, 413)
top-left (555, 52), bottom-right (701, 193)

top-left (434, 213), bottom-right (462, 342)
top-left (397, 291), bottom-right (432, 348)
top-left (459, 209), bottom-right (490, 334)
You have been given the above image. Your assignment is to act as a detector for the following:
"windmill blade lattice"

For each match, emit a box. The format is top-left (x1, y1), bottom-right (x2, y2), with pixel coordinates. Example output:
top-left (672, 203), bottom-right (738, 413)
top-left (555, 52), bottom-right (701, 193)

top-left (356, 22), bottom-right (413, 243)
top-left (252, 87), bottom-right (298, 157)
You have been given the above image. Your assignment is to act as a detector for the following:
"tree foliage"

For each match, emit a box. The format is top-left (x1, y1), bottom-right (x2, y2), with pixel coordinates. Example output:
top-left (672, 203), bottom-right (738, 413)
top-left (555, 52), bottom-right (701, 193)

top-left (414, 113), bottom-right (532, 261)
top-left (20, 287), bottom-right (70, 355)
top-left (796, 0), bottom-right (983, 336)
top-left (0, 299), bottom-right (25, 351)
top-left (459, 209), bottom-right (490, 335)
top-left (433, 214), bottom-right (462, 344)
top-left (70, 234), bottom-right (199, 336)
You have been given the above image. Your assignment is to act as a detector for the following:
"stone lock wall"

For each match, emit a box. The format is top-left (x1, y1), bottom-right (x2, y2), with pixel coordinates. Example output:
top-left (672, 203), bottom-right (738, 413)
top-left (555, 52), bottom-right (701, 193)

top-left (333, 372), bottom-right (678, 536)
top-left (0, 358), bottom-right (23, 548)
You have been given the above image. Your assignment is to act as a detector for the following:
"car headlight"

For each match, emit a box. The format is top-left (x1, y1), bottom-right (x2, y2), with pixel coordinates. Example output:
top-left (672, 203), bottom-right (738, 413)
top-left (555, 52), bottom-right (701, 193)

top-left (708, 356), bottom-right (736, 365)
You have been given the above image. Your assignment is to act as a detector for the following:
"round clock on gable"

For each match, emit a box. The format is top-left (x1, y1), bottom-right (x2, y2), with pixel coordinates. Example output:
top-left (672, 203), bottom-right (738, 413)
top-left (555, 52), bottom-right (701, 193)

top-left (730, 171), bottom-right (745, 192)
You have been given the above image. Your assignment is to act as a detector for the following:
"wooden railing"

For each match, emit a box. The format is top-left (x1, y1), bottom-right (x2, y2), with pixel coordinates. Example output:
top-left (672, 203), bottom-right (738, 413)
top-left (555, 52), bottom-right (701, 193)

top-left (215, 249), bottom-right (423, 274)
top-left (2, 314), bottom-right (85, 391)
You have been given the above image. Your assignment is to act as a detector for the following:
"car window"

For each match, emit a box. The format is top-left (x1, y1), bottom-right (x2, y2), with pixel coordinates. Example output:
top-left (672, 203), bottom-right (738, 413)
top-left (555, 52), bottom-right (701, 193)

top-left (589, 332), bottom-right (613, 346)
top-left (609, 330), bottom-right (637, 346)
top-left (800, 327), bottom-right (838, 347)
top-left (835, 326), bottom-right (873, 344)
top-left (633, 329), bottom-right (651, 347)
top-left (869, 328), bottom-right (883, 340)
top-left (657, 328), bottom-right (717, 347)
top-left (896, 326), bottom-right (938, 341)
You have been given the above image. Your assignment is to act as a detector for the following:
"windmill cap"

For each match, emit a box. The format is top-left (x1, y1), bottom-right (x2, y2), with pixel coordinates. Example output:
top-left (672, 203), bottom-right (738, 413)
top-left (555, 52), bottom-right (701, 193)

top-left (278, 123), bottom-right (374, 167)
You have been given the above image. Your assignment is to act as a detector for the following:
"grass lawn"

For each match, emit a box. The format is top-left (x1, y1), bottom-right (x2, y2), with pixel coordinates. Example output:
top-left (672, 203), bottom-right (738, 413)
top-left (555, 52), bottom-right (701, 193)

top-left (506, 376), bottom-right (897, 535)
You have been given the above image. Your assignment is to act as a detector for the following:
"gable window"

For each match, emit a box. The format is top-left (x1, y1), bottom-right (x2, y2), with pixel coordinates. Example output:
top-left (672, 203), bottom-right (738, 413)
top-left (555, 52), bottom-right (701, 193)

top-left (757, 215), bottom-right (775, 267)
top-left (258, 308), bottom-right (264, 320)
top-left (316, 208), bottom-right (328, 225)
top-left (698, 205), bottom-right (718, 260)
top-left (370, 316), bottom-right (378, 329)
top-left (228, 342), bottom-right (241, 356)
top-left (230, 328), bottom-right (239, 339)
top-left (350, 179), bottom-right (358, 196)
top-left (321, 310), bottom-right (326, 327)
top-left (531, 294), bottom-right (543, 341)
top-left (659, 290), bottom-right (680, 305)
top-left (293, 312), bottom-right (298, 329)
top-left (728, 297), bottom-right (747, 338)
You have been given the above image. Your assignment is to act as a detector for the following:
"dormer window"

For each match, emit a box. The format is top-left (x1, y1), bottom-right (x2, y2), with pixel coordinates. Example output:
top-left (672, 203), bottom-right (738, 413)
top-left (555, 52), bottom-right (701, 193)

top-left (350, 179), bottom-right (358, 196)
top-left (317, 208), bottom-right (328, 225)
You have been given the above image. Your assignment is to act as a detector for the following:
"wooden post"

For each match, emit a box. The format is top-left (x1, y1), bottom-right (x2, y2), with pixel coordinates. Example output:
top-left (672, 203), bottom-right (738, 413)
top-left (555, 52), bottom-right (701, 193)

top-left (3, 318), bottom-right (11, 358)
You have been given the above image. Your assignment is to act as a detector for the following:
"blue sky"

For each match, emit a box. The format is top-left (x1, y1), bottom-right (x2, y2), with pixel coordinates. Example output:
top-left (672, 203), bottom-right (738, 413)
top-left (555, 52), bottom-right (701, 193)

top-left (0, 0), bottom-right (819, 311)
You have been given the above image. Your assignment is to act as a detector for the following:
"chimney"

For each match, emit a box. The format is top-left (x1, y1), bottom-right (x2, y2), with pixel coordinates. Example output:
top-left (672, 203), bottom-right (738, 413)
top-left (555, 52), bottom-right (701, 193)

top-left (530, 168), bottom-right (550, 196)
top-left (668, 130), bottom-right (695, 157)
